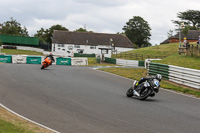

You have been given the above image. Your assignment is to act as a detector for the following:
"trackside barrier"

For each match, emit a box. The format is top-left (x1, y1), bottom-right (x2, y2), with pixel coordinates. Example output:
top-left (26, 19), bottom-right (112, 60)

top-left (56, 57), bottom-right (71, 65)
top-left (0, 55), bottom-right (12, 63)
top-left (105, 57), bottom-right (116, 64)
top-left (168, 65), bottom-right (200, 89)
top-left (12, 55), bottom-right (27, 64)
top-left (104, 57), bottom-right (145, 67)
top-left (26, 56), bottom-right (42, 64)
top-left (71, 58), bottom-right (88, 65)
top-left (116, 59), bottom-right (138, 67)
top-left (138, 61), bottom-right (145, 67)
top-left (74, 53), bottom-right (95, 57)
top-left (148, 62), bottom-right (200, 89)
top-left (148, 62), bottom-right (169, 80)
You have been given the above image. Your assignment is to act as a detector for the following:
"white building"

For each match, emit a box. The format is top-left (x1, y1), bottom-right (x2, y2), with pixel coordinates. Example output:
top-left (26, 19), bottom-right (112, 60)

top-left (51, 30), bottom-right (134, 58)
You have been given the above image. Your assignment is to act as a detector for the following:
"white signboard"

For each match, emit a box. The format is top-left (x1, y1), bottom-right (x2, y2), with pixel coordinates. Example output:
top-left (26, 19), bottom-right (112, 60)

top-left (12, 55), bottom-right (28, 64)
top-left (71, 58), bottom-right (88, 66)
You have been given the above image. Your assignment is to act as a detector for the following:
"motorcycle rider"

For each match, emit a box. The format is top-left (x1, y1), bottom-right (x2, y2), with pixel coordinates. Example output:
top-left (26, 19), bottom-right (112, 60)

top-left (134, 74), bottom-right (162, 92)
top-left (44, 53), bottom-right (55, 65)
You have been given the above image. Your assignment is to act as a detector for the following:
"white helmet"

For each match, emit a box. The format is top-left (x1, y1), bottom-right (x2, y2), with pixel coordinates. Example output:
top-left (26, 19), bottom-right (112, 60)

top-left (156, 74), bottom-right (162, 81)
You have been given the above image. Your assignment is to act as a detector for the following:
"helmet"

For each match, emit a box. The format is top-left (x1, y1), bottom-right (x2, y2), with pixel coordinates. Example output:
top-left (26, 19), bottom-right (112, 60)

top-left (156, 74), bottom-right (162, 81)
top-left (184, 37), bottom-right (187, 40)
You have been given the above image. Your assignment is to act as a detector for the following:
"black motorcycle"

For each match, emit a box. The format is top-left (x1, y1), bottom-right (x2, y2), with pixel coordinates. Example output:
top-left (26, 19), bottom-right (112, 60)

top-left (126, 77), bottom-right (160, 100)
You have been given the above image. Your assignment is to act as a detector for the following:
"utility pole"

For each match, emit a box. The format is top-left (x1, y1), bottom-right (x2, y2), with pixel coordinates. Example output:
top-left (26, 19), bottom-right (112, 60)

top-left (179, 22), bottom-right (185, 46)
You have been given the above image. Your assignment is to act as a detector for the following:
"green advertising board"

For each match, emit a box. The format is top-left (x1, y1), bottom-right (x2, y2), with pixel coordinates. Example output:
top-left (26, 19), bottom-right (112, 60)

top-left (0, 55), bottom-right (12, 63)
top-left (56, 57), bottom-right (71, 65)
top-left (26, 56), bottom-right (42, 64)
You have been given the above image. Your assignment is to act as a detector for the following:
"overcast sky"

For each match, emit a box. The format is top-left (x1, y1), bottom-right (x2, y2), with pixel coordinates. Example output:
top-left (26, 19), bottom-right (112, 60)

top-left (0, 0), bottom-right (200, 45)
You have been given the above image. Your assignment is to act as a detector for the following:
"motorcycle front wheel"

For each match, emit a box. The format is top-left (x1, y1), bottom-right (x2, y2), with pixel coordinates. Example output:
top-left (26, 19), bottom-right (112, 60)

top-left (139, 88), bottom-right (152, 100)
top-left (126, 87), bottom-right (133, 97)
top-left (41, 64), bottom-right (45, 69)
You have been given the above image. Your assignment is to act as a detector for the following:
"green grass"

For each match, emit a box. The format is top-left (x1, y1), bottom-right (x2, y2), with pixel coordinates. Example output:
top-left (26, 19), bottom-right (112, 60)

top-left (127, 43), bottom-right (179, 56)
top-left (0, 107), bottom-right (53, 133)
top-left (153, 54), bottom-right (200, 70)
top-left (112, 43), bottom-right (180, 60)
top-left (99, 67), bottom-right (200, 97)
top-left (0, 119), bottom-right (34, 133)
top-left (112, 43), bottom-right (200, 70)
top-left (1, 49), bottom-right (43, 55)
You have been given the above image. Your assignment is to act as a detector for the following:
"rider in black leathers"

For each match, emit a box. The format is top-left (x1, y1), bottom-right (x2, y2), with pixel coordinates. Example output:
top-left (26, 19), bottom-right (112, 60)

top-left (134, 74), bottom-right (162, 92)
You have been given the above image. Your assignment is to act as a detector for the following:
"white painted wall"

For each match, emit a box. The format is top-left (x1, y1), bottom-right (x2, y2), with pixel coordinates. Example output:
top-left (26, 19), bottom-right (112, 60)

top-left (52, 43), bottom-right (134, 57)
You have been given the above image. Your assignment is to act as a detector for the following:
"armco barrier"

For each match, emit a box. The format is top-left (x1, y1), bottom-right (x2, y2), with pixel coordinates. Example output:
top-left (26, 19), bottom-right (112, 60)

top-left (74, 53), bottom-right (95, 57)
top-left (105, 57), bottom-right (116, 64)
top-left (148, 62), bottom-right (169, 80)
top-left (116, 59), bottom-right (138, 67)
top-left (148, 62), bottom-right (200, 89)
top-left (168, 65), bottom-right (200, 89)
top-left (138, 60), bottom-right (145, 67)
top-left (56, 57), bottom-right (71, 65)
top-left (0, 55), bottom-right (12, 63)
top-left (104, 57), bottom-right (145, 67)
top-left (26, 56), bottom-right (42, 64)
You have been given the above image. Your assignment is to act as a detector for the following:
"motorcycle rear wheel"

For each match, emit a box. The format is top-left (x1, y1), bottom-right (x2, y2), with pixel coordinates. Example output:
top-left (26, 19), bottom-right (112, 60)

top-left (126, 88), bottom-right (133, 97)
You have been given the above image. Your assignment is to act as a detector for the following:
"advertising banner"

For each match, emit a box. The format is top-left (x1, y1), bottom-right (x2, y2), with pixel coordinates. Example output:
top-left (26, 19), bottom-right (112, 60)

top-left (12, 55), bottom-right (27, 64)
top-left (56, 57), bottom-right (71, 65)
top-left (71, 58), bottom-right (88, 65)
top-left (0, 55), bottom-right (12, 63)
top-left (27, 56), bottom-right (42, 64)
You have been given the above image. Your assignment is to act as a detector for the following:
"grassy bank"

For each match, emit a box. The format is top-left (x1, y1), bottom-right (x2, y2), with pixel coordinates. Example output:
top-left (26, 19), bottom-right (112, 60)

top-left (153, 54), bottom-right (200, 70)
top-left (112, 43), bottom-right (200, 70)
top-left (1, 49), bottom-right (43, 55)
top-left (99, 67), bottom-right (200, 97)
top-left (0, 107), bottom-right (53, 133)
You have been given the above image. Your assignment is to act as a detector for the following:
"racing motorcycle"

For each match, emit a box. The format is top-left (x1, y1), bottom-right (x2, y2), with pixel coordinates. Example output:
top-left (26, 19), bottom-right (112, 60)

top-left (41, 57), bottom-right (52, 69)
top-left (126, 77), bottom-right (160, 100)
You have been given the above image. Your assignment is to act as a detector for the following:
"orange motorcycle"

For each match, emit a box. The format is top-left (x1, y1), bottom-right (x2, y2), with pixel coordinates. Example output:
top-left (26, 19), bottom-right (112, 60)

top-left (41, 57), bottom-right (52, 69)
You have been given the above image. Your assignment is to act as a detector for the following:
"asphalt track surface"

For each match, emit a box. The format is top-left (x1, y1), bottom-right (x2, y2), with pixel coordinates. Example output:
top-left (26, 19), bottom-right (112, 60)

top-left (0, 64), bottom-right (200, 133)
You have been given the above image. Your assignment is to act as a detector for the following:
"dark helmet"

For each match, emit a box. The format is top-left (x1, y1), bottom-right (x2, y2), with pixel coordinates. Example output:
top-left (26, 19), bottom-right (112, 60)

top-left (50, 53), bottom-right (54, 56)
top-left (156, 74), bottom-right (162, 81)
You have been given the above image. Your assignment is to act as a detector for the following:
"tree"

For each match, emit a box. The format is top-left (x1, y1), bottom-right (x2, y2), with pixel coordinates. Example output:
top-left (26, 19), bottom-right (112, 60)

top-left (122, 16), bottom-right (151, 47)
top-left (74, 27), bottom-right (94, 33)
top-left (75, 28), bottom-right (87, 32)
top-left (167, 29), bottom-right (173, 39)
top-left (34, 24), bottom-right (69, 44)
top-left (0, 17), bottom-right (29, 36)
top-left (172, 10), bottom-right (200, 30)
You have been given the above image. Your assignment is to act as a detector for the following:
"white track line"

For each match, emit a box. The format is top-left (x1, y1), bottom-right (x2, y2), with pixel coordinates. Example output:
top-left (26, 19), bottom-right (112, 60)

top-left (92, 68), bottom-right (200, 100)
top-left (0, 103), bottom-right (60, 133)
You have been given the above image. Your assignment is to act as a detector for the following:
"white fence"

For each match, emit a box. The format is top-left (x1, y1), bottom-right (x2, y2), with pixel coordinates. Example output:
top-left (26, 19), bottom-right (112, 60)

top-left (168, 65), bottom-right (200, 89)
top-left (148, 62), bottom-right (200, 89)
top-left (116, 59), bottom-right (138, 67)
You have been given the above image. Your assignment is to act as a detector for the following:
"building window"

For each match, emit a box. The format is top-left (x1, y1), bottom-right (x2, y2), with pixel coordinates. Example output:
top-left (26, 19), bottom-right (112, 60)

top-left (62, 49), bottom-right (65, 51)
top-left (90, 46), bottom-right (96, 49)
top-left (58, 48), bottom-right (60, 50)
top-left (58, 44), bottom-right (65, 47)
top-left (75, 45), bottom-right (80, 48)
